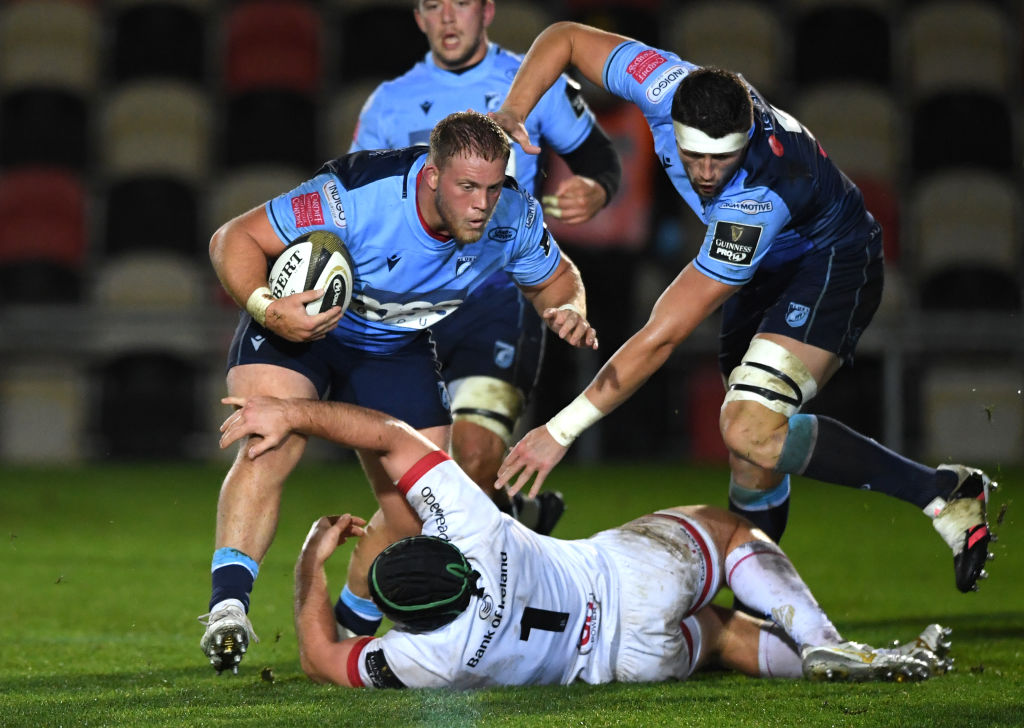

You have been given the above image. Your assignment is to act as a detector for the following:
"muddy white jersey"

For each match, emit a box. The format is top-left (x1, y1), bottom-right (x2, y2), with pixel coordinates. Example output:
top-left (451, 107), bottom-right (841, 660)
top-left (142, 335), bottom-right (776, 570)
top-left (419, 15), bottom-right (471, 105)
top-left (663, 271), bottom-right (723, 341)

top-left (352, 451), bottom-right (618, 688)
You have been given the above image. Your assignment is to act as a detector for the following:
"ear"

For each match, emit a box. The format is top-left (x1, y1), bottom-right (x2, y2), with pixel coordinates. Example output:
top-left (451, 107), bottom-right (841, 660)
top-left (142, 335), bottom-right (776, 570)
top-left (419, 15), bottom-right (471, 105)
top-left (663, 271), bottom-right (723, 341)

top-left (413, 7), bottom-right (426, 34)
top-left (482, 0), bottom-right (496, 28)
top-left (423, 162), bottom-right (441, 191)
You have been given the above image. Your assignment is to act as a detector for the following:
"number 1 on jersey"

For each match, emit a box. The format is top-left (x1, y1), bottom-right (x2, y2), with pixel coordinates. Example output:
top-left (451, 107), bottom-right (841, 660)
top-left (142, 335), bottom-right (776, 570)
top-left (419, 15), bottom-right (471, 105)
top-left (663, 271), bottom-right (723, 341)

top-left (519, 606), bottom-right (569, 641)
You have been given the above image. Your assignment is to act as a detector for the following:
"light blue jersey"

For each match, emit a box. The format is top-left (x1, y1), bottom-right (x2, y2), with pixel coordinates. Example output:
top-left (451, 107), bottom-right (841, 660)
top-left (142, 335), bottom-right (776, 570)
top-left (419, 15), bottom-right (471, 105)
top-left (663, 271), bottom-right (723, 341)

top-left (350, 43), bottom-right (596, 195)
top-left (603, 41), bottom-right (875, 287)
top-left (265, 146), bottom-right (560, 356)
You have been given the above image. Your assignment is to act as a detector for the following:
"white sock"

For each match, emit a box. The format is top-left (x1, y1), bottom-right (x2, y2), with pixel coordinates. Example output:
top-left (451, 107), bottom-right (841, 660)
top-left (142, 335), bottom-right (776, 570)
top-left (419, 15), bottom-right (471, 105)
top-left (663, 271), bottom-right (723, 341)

top-left (758, 623), bottom-right (803, 678)
top-left (725, 540), bottom-right (842, 647)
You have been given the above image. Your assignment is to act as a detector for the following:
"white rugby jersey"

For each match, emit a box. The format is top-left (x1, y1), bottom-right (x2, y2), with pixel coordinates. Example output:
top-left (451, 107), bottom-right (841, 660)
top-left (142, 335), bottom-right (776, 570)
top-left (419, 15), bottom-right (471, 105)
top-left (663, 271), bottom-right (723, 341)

top-left (349, 451), bottom-right (619, 688)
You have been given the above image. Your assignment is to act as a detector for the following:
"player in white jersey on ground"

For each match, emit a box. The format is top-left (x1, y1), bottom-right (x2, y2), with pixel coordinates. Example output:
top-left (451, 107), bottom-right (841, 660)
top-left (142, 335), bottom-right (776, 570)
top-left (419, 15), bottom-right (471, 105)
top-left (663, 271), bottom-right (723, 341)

top-left (349, 0), bottom-right (621, 536)
top-left (201, 111), bottom-right (598, 674)
top-left (219, 394), bottom-right (951, 689)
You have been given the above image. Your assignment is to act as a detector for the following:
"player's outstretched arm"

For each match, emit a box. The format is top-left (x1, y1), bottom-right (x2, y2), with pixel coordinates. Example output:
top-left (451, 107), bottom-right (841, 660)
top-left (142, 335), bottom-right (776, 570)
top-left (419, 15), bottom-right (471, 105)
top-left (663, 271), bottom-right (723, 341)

top-left (493, 22), bottom-right (632, 151)
top-left (219, 396), bottom-right (438, 478)
top-left (210, 206), bottom-right (342, 342)
top-left (520, 255), bottom-right (598, 350)
top-left (294, 515), bottom-right (369, 686)
top-left (499, 264), bottom-right (738, 496)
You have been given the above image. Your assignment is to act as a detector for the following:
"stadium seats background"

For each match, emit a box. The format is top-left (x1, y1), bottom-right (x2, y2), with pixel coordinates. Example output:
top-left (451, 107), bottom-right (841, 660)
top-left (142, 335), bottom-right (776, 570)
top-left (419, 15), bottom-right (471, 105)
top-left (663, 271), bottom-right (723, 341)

top-left (0, 0), bottom-right (1021, 465)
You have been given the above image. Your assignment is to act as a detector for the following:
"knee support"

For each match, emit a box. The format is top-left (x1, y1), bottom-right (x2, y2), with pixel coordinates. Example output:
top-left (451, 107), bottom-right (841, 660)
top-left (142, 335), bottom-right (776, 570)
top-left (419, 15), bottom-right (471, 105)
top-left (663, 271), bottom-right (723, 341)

top-left (723, 338), bottom-right (818, 417)
top-left (449, 376), bottom-right (524, 447)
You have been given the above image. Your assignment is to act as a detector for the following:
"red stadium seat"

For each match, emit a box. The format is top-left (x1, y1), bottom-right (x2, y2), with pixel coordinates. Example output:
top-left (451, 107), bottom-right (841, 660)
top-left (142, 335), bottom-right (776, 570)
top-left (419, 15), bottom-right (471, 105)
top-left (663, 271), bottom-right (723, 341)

top-left (0, 166), bottom-right (88, 302)
top-left (852, 175), bottom-right (900, 265)
top-left (223, 0), bottom-right (322, 96)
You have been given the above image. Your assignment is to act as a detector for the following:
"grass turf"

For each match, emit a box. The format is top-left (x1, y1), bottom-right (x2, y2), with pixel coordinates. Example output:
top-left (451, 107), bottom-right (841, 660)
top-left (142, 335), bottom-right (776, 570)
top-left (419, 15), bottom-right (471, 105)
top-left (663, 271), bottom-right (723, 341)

top-left (1, 461), bottom-right (1019, 727)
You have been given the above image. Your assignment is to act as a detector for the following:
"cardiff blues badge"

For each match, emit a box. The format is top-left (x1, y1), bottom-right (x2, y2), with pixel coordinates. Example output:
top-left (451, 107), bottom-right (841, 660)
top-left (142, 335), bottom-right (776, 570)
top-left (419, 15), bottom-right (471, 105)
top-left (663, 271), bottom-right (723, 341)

top-left (786, 302), bottom-right (810, 327)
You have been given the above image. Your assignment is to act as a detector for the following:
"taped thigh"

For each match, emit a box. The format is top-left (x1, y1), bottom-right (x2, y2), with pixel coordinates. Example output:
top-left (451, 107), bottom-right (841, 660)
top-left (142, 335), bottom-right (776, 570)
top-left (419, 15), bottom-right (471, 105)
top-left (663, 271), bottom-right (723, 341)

top-left (723, 338), bottom-right (818, 417)
top-left (448, 376), bottom-right (524, 447)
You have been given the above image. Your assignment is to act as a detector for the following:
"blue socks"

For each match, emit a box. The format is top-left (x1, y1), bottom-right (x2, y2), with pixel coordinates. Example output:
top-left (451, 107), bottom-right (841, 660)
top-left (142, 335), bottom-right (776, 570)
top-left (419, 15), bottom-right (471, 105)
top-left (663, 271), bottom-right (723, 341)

top-left (728, 476), bottom-right (791, 544)
top-left (778, 414), bottom-right (956, 509)
top-left (209, 548), bottom-right (259, 612)
top-left (334, 584), bottom-right (383, 636)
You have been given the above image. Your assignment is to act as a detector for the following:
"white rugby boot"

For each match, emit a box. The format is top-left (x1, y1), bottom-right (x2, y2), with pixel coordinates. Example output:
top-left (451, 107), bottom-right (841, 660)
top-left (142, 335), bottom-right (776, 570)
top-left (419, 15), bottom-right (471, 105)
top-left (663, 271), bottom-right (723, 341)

top-left (928, 465), bottom-right (997, 593)
top-left (889, 624), bottom-right (954, 675)
top-left (802, 641), bottom-right (933, 682)
top-left (199, 600), bottom-right (259, 674)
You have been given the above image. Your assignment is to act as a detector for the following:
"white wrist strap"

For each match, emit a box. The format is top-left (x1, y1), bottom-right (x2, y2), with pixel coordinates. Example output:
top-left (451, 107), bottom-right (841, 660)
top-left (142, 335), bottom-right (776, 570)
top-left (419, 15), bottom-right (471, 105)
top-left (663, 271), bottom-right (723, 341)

top-left (557, 302), bottom-right (583, 317)
top-left (246, 286), bottom-right (274, 326)
top-left (546, 393), bottom-right (604, 447)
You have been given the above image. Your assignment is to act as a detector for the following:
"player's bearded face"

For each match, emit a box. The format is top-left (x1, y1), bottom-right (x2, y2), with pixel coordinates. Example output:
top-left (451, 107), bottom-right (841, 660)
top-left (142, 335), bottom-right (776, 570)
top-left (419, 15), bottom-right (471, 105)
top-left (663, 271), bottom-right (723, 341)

top-left (434, 154), bottom-right (506, 244)
top-left (416, 0), bottom-right (492, 70)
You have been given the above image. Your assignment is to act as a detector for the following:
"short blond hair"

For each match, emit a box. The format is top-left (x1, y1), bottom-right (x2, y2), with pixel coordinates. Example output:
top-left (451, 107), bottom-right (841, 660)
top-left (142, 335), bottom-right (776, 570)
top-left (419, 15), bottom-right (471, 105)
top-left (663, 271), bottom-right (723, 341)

top-left (428, 110), bottom-right (510, 170)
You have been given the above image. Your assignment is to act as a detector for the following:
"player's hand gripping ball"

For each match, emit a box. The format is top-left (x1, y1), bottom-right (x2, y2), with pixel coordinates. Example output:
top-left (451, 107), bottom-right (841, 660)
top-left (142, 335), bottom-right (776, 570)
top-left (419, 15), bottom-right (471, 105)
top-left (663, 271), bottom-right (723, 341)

top-left (268, 231), bottom-right (354, 315)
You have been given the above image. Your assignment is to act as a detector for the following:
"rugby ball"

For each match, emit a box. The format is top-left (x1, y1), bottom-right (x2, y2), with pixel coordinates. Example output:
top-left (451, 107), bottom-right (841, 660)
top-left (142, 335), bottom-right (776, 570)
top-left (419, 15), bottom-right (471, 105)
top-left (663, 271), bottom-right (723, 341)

top-left (268, 231), bottom-right (354, 315)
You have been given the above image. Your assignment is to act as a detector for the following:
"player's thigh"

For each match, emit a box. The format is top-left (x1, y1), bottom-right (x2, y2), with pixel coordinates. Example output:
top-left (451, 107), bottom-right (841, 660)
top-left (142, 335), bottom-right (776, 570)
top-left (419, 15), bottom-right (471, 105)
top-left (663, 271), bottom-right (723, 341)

top-left (227, 363), bottom-right (319, 399)
top-left (226, 311), bottom-right (336, 394)
top-left (337, 334), bottom-right (452, 431)
top-left (719, 227), bottom-right (882, 375)
top-left (655, 505), bottom-right (741, 563)
top-left (432, 282), bottom-right (546, 402)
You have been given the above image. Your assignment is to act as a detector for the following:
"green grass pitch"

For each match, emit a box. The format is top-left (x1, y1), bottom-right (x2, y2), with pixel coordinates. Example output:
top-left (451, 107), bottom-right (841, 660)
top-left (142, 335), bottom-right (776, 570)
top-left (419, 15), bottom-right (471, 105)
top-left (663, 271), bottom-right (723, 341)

top-left (1, 461), bottom-right (1020, 727)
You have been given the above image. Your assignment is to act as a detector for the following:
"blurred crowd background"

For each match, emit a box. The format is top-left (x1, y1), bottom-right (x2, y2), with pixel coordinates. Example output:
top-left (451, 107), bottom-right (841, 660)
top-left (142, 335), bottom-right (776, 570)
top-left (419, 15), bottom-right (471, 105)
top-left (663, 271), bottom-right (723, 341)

top-left (0, 0), bottom-right (1021, 467)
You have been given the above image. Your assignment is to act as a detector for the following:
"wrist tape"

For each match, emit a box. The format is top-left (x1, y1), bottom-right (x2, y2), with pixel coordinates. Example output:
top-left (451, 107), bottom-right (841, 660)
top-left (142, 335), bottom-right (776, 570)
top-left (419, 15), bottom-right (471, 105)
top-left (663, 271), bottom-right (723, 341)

top-left (246, 286), bottom-right (274, 326)
top-left (545, 393), bottom-right (603, 446)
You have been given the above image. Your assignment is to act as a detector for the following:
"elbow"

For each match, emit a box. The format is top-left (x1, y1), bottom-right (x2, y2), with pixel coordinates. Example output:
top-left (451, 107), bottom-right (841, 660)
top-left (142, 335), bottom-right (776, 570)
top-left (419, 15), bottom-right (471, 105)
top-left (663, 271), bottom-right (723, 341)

top-left (208, 221), bottom-right (232, 263)
top-left (299, 650), bottom-right (337, 685)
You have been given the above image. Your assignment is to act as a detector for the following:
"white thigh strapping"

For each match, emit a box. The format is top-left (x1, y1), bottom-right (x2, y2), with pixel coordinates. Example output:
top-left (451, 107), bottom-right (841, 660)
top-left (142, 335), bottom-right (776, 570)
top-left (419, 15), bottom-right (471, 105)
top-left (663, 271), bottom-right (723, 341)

top-left (448, 376), bottom-right (524, 446)
top-left (723, 338), bottom-right (818, 417)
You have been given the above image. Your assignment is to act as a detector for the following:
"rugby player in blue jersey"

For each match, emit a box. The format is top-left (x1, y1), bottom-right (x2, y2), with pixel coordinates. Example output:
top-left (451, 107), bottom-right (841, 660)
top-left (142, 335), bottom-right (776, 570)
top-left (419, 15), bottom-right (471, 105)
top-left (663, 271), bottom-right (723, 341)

top-left (200, 110), bottom-right (598, 673)
top-left (349, 0), bottom-right (621, 537)
top-left (491, 23), bottom-right (997, 601)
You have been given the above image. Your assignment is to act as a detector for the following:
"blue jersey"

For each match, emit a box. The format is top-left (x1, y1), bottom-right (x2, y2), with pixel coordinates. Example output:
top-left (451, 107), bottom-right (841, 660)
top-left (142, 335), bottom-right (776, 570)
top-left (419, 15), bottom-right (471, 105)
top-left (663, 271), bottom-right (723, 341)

top-left (350, 43), bottom-right (596, 196)
top-left (603, 41), bottom-right (876, 286)
top-left (265, 147), bottom-right (560, 355)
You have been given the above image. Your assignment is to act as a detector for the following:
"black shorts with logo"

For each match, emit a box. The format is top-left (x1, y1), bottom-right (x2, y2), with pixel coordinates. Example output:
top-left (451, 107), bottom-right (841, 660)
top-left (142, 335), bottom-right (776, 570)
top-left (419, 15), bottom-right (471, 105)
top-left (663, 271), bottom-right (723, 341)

top-left (718, 222), bottom-right (884, 375)
top-left (227, 313), bottom-right (451, 430)
top-left (429, 276), bottom-right (545, 400)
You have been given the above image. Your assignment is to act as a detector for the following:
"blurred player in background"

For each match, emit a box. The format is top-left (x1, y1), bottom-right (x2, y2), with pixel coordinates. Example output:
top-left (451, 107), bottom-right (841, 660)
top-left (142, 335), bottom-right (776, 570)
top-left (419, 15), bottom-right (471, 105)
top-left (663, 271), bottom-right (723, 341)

top-left (201, 111), bottom-right (598, 674)
top-left (491, 23), bottom-right (997, 601)
top-left (350, 0), bottom-right (621, 532)
top-left (219, 394), bottom-right (951, 689)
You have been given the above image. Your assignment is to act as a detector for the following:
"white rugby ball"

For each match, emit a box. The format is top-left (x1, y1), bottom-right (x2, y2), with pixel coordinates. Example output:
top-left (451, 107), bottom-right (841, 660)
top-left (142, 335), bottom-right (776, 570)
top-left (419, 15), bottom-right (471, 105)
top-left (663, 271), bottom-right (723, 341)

top-left (268, 231), bottom-right (354, 315)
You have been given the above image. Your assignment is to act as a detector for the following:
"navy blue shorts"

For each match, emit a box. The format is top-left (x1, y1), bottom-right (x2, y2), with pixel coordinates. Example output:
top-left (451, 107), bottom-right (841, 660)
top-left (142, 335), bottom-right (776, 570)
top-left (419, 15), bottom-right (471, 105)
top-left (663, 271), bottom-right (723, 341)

top-left (429, 279), bottom-right (545, 400)
top-left (719, 222), bottom-right (884, 375)
top-left (227, 314), bottom-right (451, 430)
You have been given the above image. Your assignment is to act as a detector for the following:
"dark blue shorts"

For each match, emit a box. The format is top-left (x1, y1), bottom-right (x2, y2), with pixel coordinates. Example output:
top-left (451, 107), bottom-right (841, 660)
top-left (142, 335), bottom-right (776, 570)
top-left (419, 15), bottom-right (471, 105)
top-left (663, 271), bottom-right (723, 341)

top-left (227, 314), bottom-right (451, 430)
top-left (429, 279), bottom-right (545, 400)
top-left (719, 222), bottom-right (884, 375)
